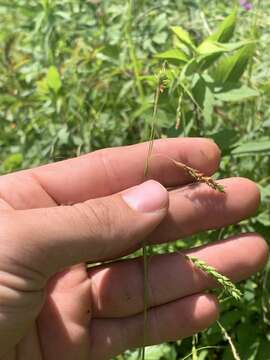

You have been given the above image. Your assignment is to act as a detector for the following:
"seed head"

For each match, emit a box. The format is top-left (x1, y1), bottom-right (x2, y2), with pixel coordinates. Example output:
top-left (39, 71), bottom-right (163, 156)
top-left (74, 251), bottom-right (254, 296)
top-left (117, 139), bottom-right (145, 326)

top-left (172, 160), bottom-right (225, 193)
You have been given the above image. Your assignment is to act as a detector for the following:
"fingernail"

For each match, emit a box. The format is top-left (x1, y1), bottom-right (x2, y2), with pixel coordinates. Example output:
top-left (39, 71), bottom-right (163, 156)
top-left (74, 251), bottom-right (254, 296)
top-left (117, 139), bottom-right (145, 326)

top-left (122, 180), bottom-right (168, 213)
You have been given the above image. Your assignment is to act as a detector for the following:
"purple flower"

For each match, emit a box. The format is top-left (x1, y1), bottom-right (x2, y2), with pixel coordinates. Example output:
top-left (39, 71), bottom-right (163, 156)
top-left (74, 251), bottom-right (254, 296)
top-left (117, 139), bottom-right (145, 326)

top-left (239, 0), bottom-right (253, 11)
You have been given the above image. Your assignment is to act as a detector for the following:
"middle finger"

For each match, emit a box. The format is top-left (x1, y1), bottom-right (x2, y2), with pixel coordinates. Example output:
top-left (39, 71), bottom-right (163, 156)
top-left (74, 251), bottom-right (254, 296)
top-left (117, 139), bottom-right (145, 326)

top-left (148, 176), bottom-right (260, 244)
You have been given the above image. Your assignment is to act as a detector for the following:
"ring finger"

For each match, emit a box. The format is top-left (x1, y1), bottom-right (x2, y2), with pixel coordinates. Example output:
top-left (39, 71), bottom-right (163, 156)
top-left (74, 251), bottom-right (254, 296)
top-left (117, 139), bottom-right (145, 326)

top-left (89, 233), bottom-right (268, 318)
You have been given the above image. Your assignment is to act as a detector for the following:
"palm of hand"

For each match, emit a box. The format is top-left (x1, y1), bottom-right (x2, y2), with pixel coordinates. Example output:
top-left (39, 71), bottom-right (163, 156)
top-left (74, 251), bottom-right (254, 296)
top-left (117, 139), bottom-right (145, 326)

top-left (0, 179), bottom-right (93, 360)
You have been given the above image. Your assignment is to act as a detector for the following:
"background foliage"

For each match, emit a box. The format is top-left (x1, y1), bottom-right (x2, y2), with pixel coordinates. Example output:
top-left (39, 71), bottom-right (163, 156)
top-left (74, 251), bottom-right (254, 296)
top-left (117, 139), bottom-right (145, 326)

top-left (0, 0), bottom-right (270, 359)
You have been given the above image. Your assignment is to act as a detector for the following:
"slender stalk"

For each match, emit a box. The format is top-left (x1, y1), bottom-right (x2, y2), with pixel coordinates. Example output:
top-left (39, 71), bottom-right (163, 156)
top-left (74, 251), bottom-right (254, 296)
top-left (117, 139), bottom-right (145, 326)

top-left (192, 335), bottom-right (198, 360)
top-left (144, 81), bottom-right (160, 177)
top-left (246, 0), bottom-right (262, 132)
top-left (198, 3), bottom-right (211, 36)
top-left (247, 0), bottom-right (262, 84)
top-left (175, 91), bottom-right (183, 130)
top-left (141, 75), bottom-right (162, 360)
top-left (181, 346), bottom-right (223, 360)
top-left (141, 243), bottom-right (149, 360)
top-left (141, 67), bottom-right (166, 360)
top-left (116, 354), bottom-right (126, 360)
top-left (125, 0), bottom-right (145, 104)
top-left (217, 321), bottom-right (241, 360)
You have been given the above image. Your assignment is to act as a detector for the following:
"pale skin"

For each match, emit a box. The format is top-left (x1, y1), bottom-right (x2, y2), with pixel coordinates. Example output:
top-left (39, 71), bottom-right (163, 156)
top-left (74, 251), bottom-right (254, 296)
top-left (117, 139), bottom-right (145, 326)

top-left (0, 138), bottom-right (268, 360)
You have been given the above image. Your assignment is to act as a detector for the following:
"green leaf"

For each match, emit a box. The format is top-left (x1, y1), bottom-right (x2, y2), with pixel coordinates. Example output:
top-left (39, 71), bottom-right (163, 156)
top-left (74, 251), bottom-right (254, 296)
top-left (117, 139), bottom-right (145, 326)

top-left (155, 48), bottom-right (189, 63)
top-left (181, 58), bottom-right (199, 77)
top-left (256, 212), bottom-right (270, 226)
top-left (170, 26), bottom-right (195, 49)
top-left (196, 40), bottom-right (251, 71)
top-left (47, 66), bottom-right (62, 93)
top-left (232, 140), bottom-right (270, 155)
top-left (255, 339), bottom-right (270, 359)
top-left (213, 44), bottom-right (255, 84)
top-left (237, 323), bottom-right (260, 359)
top-left (57, 126), bottom-right (69, 145)
top-left (197, 40), bottom-right (250, 56)
top-left (207, 10), bottom-right (237, 43)
top-left (263, 119), bottom-right (270, 128)
top-left (129, 344), bottom-right (177, 360)
top-left (210, 129), bottom-right (238, 152)
top-left (3, 153), bottom-right (23, 172)
top-left (215, 85), bottom-right (259, 102)
top-left (260, 184), bottom-right (270, 201)
top-left (192, 75), bottom-right (215, 124)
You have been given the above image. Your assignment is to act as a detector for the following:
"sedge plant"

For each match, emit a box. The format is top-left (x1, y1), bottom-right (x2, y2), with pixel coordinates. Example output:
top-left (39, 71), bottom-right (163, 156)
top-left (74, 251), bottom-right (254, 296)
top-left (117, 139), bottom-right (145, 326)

top-left (139, 8), bottom-right (257, 359)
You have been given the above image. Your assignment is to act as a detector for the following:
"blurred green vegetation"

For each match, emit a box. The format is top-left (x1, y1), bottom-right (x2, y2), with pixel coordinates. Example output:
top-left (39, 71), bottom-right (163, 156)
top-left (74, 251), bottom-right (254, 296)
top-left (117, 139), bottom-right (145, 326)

top-left (1, 0), bottom-right (270, 359)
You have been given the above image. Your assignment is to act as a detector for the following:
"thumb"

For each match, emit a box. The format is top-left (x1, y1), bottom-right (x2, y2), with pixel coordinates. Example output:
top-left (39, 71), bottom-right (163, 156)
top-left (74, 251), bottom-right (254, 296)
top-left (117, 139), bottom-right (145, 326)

top-left (9, 180), bottom-right (168, 277)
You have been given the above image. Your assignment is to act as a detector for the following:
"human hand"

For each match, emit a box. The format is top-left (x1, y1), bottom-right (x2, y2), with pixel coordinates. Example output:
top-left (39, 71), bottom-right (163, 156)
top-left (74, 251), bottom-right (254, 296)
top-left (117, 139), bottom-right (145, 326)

top-left (0, 138), bottom-right (267, 359)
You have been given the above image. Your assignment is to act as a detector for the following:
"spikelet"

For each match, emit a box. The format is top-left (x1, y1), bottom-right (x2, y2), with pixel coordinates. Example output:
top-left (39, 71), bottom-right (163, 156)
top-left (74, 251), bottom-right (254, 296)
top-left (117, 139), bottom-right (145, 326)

top-left (172, 160), bottom-right (225, 193)
top-left (187, 256), bottom-right (242, 301)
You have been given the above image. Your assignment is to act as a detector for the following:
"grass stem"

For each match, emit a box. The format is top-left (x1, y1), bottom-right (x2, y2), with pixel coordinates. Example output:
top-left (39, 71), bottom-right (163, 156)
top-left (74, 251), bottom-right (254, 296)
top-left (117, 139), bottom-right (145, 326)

top-left (126, 0), bottom-right (145, 104)
top-left (217, 321), bottom-right (241, 360)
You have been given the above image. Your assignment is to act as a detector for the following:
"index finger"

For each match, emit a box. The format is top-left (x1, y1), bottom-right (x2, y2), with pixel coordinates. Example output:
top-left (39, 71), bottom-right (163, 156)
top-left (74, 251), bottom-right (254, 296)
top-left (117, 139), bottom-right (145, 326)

top-left (0, 138), bottom-right (220, 207)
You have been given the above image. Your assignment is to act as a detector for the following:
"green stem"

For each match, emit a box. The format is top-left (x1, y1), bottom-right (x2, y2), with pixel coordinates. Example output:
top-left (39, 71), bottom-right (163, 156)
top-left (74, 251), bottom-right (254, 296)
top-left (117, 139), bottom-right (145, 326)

top-left (116, 355), bottom-right (126, 360)
top-left (141, 242), bottom-right (149, 360)
top-left (246, 0), bottom-right (262, 130)
top-left (247, 0), bottom-right (262, 84)
top-left (217, 321), bottom-right (241, 360)
top-left (125, 0), bottom-right (145, 104)
top-left (141, 69), bottom-right (163, 360)
top-left (192, 335), bottom-right (198, 360)
top-left (181, 346), bottom-right (223, 360)
top-left (144, 82), bottom-right (160, 177)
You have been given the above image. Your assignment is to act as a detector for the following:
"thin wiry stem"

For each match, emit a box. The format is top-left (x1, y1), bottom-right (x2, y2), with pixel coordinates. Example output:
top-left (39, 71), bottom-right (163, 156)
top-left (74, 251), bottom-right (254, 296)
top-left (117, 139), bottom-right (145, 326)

top-left (126, 0), bottom-right (145, 103)
top-left (192, 335), bottom-right (198, 360)
top-left (175, 91), bottom-right (183, 130)
top-left (248, 0), bottom-right (262, 84)
top-left (141, 243), bottom-right (149, 360)
top-left (144, 77), bottom-right (162, 177)
top-left (142, 66), bottom-right (167, 360)
top-left (217, 321), bottom-right (241, 360)
top-left (181, 346), bottom-right (223, 360)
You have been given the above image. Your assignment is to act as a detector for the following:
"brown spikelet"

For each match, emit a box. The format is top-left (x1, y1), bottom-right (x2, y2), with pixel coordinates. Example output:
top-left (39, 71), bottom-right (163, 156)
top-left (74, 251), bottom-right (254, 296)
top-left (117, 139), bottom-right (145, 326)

top-left (172, 160), bottom-right (225, 193)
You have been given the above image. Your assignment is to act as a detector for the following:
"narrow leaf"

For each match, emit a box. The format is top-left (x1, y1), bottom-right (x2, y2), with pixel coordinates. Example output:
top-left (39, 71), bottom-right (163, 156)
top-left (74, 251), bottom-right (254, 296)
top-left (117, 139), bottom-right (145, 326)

top-left (208, 10), bottom-right (237, 43)
top-left (213, 44), bottom-right (255, 84)
top-left (196, 41), bottom-right (251, 73)
top-left (192, 75), bottom-right (215, 123)
top-left (197, 40), bottom-right (251, 56)
top-left (170, 26), bottom-right (195, 49)
top-left (215, 85), bottom-right (259, 101)
top-left (155, 48), bottom-right (189, 63)
top-left (232, 140), bottom-right (270, 155)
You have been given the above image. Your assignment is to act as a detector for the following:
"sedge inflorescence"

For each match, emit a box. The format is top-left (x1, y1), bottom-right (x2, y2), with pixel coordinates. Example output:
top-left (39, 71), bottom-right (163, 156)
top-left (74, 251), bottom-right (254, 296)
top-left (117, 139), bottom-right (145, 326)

top-left (172, 159), bottom-right (225, 193)
top-left (187, 256), bottom-right (242, 301)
